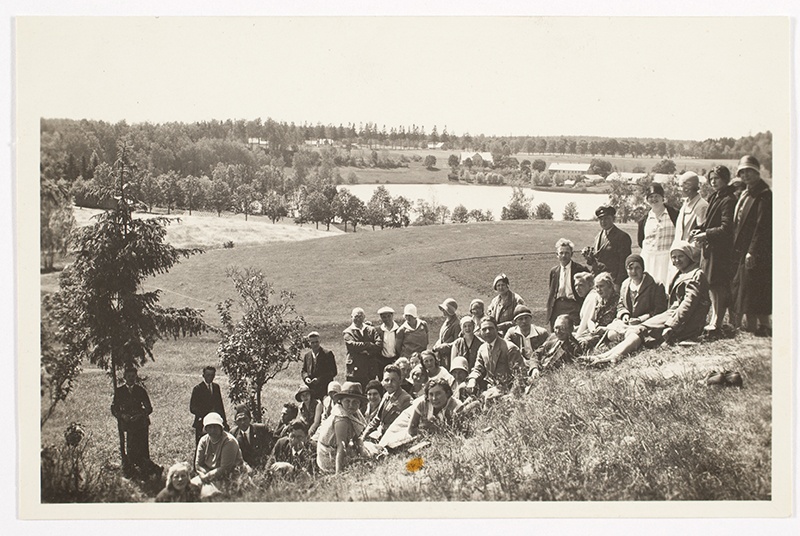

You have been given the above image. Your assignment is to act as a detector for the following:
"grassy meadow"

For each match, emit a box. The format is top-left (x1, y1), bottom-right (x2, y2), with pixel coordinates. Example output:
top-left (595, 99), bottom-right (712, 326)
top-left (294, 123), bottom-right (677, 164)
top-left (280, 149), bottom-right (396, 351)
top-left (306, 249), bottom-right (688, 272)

top-left (40, 215), bottom-right (772, 502)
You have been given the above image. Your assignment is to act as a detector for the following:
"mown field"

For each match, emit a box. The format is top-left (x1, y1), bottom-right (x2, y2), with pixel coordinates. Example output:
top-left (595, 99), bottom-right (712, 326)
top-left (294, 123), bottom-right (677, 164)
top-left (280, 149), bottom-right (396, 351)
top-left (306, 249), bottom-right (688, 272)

top-left (342, 148), bottom-right (740, 186)
top-left (40, 218), bottom-right (772, 502)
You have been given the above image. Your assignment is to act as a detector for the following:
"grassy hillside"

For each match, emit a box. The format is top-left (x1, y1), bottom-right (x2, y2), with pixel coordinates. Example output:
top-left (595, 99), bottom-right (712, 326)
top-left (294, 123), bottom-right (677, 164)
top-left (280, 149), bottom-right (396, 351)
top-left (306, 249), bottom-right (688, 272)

top-left (39, 218), bottom-right (771, 502)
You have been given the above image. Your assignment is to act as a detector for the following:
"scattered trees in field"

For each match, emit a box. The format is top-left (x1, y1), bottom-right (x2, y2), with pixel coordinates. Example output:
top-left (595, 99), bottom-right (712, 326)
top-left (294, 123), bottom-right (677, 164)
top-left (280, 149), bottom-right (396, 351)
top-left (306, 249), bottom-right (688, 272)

top-left (651, 159), bottom-right (677, 174)
top-left (562, 202), bottom-right (579, 221)
top-left (217, 267), bottom-right (307, 421)
top-left (40, 140), bottom-right (209, 428)
top-left (534, 202), bottom-right (554, 220)
top-left (501, 187), bottom-right (534, 220)
top-left (451, 204), bottom-right (469, 223)
top-left (424, 155), bottom-right (437, 169)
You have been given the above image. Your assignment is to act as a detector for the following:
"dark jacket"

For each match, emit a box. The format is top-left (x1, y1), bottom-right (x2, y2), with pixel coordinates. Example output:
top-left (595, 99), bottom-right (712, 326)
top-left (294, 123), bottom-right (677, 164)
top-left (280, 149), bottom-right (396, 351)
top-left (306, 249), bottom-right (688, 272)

top-left (732, 179), bottom-right (772, 315)
top-left (664, 266), bottom-right (711, 339)
top-left (189, 381), bottom-right (227, 431)
top-left (271, 437), bottom-right (315, 474)
top-left (111, 383), bottom-right (152, 431)
top-left (343, 323), bottom-right (382, 384)
top-left (230, 422), bottom-right (273, 469)
top-left (301, 346), bottom-right (338, 400)
top-left (616, 272), bottom-right (668, 323)
top-left (545, 261), bottom-right (589, 324)
top-left (589, 225), bottom-right (633, 286)
top-left (637, 205), bottom-right (679, 247)
top-left (697, 185), bottom-right (736, 287)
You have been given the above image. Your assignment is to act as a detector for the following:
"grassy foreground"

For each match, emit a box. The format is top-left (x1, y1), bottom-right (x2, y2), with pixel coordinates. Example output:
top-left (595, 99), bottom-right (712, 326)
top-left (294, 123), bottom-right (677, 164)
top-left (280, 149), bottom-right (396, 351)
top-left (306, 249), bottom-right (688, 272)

top-left (39, 219), bottom-right (771, 502)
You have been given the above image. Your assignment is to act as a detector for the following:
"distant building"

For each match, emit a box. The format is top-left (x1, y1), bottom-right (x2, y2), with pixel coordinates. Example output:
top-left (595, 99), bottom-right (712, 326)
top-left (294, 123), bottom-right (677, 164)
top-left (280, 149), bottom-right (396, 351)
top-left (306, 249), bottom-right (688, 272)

top-left (460, 151), bottom-right (494, 165)
top-left (427, 142), bottom-right (445, 150)
top-left (248, 138), bottom-right (269, 149)
top-left (547, 162), bottom-right (591, 177)
top-left (582, 174), bottom-right (605, 184)
top-left (304, 138), bottom-right (335, 147)
top-left (606, 171), bottom-right (648, 184)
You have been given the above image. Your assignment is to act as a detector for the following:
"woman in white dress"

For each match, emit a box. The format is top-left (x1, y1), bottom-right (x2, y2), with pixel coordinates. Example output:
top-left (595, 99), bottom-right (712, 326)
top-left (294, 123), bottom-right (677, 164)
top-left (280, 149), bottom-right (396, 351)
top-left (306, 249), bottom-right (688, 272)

top-left (637, 183), bottom-right (678, 286)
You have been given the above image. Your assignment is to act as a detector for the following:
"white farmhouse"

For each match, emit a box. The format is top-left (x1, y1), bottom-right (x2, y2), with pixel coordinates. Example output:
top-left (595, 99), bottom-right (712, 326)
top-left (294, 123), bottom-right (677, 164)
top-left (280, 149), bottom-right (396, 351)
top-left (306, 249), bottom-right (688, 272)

top-left (547, 162), bottom-right (591, 178)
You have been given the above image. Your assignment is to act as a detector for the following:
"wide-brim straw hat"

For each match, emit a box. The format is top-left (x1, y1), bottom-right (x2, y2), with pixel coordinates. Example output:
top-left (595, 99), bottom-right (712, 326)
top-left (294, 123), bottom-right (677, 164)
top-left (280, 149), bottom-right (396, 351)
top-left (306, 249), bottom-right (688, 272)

top-left (333, 381), bottom-right (367, 402)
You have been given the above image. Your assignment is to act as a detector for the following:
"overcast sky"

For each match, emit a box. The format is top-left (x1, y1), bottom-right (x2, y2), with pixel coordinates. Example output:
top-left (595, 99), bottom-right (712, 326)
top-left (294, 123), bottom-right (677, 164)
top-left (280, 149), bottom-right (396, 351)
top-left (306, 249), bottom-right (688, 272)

top-left (16, 16), bottom-right (790, 141)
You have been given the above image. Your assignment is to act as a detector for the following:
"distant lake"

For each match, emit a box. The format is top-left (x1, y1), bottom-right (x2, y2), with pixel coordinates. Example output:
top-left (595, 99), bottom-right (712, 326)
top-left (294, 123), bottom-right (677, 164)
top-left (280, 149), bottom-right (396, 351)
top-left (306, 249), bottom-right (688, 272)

top-left (343, 183), bottom-right (610, 221)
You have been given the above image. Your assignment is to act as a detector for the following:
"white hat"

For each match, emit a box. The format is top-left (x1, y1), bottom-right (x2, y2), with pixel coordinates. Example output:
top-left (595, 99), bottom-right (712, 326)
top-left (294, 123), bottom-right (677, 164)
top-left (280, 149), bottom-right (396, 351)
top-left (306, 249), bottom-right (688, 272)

top-left (203, 412), bottom-right (224, 429)
top-left (450, 356), bottom-right (469, 373)
top-left (403, 304), bottom-right (418, 318)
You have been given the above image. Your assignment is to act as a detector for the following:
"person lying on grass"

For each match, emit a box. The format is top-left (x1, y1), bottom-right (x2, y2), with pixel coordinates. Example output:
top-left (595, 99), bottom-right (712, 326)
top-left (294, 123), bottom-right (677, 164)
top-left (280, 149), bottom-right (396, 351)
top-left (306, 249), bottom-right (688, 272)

top-left (378, 378), bottom-right (464, 449)
top-left (581, 241), bottom-right (710, 367)
top-left (315, 381), bottom-right (368, 474)
top-left (155, 462), bottom-right (198, 502)
top-left (528, 314), bottom-right (581, 382)
top-left (270, 420), bottom-right (316, 476)
top-left (575, 271), bottom-right (619, 352)
top-left (361, 364), bottom-right (413, 444)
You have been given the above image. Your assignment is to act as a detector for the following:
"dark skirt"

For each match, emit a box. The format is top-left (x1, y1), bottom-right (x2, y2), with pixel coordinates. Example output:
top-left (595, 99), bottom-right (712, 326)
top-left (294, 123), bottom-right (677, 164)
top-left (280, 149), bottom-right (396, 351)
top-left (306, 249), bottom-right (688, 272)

top-left (732, 259), bottom-right (772, 315)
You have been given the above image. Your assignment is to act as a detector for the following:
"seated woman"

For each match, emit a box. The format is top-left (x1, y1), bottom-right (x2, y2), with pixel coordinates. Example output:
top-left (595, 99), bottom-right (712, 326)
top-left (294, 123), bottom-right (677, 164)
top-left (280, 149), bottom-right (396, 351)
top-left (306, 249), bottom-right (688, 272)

top-left (193, 412), bottom-right (246, 497)
top-left (155, 462), bottom-right (198, 502)
top-left (450, 316), bottom-right (483, 371)
top-left (575, 272), bottom-right (619, 351)
top-left (409, 364), bottom-right (429, 400)
top-left (379, 378), bottom-right (463, 449)
top-left (394, 357), bottom-right (414, 395)
top-left (606, 254), bottom-right (668, 342)
top-left (420, 349), bottom-right (456, 393)
top-left (573, 272), bottom-right (599, 338)
top-left (584, 241), bottom-right (710, 367)
top-left (295, 385), bottom-right (323, 437)
top-left (364, 379), bottom-right (385, 423)
top-left (315, 382), bottom-right (368, 474)
top-left (487, 273), bottom-right (526, 336)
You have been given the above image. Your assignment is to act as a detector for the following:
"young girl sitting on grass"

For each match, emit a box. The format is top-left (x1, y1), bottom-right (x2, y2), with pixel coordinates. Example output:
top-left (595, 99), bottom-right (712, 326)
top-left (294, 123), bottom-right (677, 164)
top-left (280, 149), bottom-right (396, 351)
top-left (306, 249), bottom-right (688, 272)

top-left (155, 462), bottom-right (198, 502)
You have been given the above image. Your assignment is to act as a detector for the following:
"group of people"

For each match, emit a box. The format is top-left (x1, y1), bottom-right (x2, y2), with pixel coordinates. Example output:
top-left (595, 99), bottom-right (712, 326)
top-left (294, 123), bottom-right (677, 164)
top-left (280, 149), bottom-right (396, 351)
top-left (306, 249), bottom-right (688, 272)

top-left (109, 155), bottom-right (772, 500)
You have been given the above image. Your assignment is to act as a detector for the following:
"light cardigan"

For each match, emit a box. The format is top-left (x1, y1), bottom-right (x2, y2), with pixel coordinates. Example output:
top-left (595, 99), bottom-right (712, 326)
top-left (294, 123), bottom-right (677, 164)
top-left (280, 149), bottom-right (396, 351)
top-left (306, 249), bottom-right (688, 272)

top-left (195, 432), bottom-right (244, 482)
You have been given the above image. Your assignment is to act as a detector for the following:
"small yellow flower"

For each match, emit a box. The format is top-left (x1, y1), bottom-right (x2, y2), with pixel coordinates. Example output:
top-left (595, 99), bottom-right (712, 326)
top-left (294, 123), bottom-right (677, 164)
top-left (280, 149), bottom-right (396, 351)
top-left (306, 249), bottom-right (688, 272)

top-left (406, 457), bottom-right (424, 473)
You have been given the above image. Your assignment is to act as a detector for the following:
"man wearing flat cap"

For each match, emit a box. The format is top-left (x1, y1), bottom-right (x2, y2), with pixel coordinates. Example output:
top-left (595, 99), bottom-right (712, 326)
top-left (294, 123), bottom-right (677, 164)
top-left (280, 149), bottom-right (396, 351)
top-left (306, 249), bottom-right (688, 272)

top-left (731, 155), bottom-right (772, 336)
top-left (301, 331), bottom-right (338, 401)
top-left (585, 204), bottom-right (632, 288)
top-left (343, 307), bottom-right (383, 389)
top-left (674, 171), bottom-right (708, 242)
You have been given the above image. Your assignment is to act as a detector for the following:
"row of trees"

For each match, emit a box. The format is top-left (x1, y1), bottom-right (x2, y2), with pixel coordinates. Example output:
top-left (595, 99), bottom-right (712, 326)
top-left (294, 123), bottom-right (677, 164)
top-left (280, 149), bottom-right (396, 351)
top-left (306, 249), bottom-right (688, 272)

top-left (41, 118), bottom-right (773, 190)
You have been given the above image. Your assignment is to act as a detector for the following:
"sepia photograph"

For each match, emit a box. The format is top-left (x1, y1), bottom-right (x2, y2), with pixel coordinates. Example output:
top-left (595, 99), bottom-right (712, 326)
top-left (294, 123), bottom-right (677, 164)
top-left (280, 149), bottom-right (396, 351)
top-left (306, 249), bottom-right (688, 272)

top-left (10, 6), bottom-right (797, 527)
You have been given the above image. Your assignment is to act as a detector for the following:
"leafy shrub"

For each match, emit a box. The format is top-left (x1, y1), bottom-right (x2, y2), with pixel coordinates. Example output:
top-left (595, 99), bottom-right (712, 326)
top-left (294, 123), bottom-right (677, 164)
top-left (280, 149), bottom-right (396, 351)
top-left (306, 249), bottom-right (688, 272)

top-left (534, 202), bottom-right (553, 220)
top-left (223, 240), bottom-right (235, 249)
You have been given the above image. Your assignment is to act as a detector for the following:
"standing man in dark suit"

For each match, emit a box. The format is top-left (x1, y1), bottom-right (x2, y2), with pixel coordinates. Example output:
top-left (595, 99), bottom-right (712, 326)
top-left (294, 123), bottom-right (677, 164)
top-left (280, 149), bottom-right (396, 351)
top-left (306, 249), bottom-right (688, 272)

top-left (300, 331), bottom-right (338, 401)
top-left (229, 404), bottom-right (273, 470)
top-left (546, 238), bottom-right (589, 329)
top-left (343, 307), bottom-right (382, 390)
top-left (584, 205), bottom-right (632, 289)
top-left (190, 365), bottom-right (228, 445)
top-left (731, 155), bottom-right (772, 336)
top-left (111, 366), bottom-right (162, 478)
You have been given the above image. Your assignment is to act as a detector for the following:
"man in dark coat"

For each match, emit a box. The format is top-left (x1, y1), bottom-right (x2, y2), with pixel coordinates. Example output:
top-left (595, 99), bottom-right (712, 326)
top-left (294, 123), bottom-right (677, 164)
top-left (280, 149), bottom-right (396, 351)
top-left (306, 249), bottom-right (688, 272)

top-left (300, 331), bottom-right (338, 401)
top-left (546, 238), bottom-right (589, 329)
top-left (343, 307), bottom-right (382, 390)
top-left (229, 404), bottom-right (273, 469)
top-left (731, 155), bottom-right (772, 335)
top-left (189, 365), bottom-right (228, 445)
top-left (111, 367), bottom-right (161, 478)
top-left (584, 205), bottom-right (632, 289)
